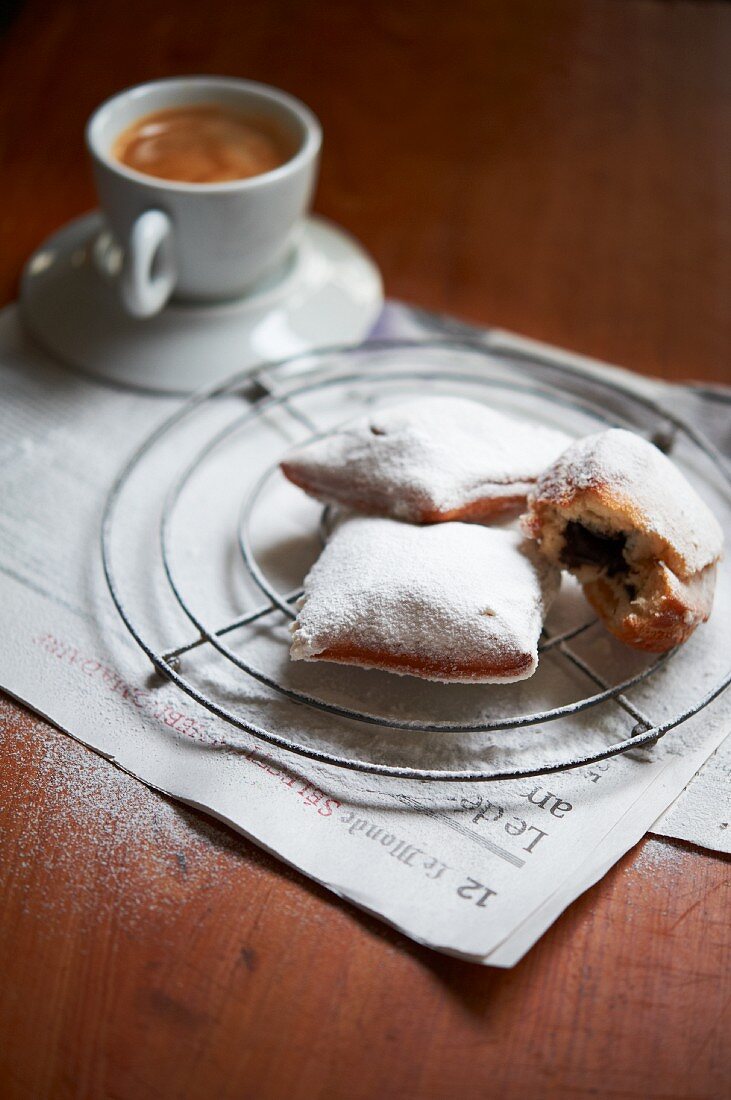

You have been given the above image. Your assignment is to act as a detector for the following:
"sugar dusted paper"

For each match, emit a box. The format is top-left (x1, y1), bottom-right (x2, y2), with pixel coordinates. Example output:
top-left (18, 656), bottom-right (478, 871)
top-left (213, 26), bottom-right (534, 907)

top-left (0, 301), bottom-right (728, 966)
top-left (652, 738), bottom-right (731, 854)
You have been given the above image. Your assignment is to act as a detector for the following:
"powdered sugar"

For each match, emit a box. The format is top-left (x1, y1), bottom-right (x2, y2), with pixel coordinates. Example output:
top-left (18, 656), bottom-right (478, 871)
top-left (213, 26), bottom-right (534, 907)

top-left (282, 396), bottom-right (572, 522)
top-left (0, 697), bottom-right (256, 935)
top-left (530, 429), bottom-right (724, 578)
top-left (290, 517), bottom-right (560, 682)
top-left (653, 735), bottom-right (731, 854)
top-left (632, 837), bottom-right (685, 878)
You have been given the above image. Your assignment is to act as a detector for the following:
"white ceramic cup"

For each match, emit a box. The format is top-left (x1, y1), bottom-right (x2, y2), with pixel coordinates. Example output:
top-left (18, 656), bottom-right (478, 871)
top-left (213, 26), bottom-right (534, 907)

top-left (86, 76), bottom-right (322, 318)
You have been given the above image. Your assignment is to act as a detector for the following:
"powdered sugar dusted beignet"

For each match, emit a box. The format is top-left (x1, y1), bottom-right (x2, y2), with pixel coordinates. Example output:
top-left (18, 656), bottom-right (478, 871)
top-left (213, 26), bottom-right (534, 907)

top-left (523, 429), bottom-right (724, 652)
top-left (281, 397), bottom-right (572, 523)
top-left (290, 517), bottom-right (560, 683)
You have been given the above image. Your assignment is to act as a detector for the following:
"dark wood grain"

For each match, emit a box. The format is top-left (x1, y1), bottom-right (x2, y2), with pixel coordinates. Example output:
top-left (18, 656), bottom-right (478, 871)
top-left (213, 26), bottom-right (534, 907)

top-left (0, 2), bottom-right (729, 1098)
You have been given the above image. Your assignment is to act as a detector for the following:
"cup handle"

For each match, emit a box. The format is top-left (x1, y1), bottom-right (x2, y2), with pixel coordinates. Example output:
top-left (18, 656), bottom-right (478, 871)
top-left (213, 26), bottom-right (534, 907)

top-left (121, 209), bottom-right (176, 318)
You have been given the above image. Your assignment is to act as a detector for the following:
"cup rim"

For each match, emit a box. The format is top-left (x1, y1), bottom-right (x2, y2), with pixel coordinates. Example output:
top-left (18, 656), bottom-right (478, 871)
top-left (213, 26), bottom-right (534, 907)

top-left (86, 75), bottom-right (322, 193)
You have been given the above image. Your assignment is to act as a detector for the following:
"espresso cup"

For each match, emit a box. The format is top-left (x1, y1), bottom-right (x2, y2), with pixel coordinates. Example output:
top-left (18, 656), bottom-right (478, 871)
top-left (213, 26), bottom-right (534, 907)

top-left (86, 76), bottom-right (322, 317)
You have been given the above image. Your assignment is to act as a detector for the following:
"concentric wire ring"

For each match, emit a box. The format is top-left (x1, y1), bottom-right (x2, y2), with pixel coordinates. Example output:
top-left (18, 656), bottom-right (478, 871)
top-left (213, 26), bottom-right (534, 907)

top-left (102, 338), bottom-right (731, 780)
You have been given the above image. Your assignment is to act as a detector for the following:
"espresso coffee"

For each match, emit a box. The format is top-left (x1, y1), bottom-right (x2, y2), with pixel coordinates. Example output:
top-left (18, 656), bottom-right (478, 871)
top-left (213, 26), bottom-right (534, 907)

top-left (112, 105), bottom-right (291, 184)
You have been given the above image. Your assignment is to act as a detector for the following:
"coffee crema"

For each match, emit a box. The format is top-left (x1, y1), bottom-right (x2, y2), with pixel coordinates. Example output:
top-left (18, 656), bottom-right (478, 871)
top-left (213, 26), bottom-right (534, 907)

top-left (112, 105), bottom-right (291, 184)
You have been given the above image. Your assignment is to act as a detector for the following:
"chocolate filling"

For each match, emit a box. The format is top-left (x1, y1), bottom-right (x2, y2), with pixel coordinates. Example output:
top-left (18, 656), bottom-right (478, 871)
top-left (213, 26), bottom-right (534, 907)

top-left (561, 521), bottom-right (628, 578)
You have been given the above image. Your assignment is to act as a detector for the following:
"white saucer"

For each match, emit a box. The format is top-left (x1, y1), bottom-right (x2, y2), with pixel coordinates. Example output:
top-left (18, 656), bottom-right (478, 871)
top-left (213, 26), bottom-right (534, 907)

top-left (20, 212), bottom-right (383, 395)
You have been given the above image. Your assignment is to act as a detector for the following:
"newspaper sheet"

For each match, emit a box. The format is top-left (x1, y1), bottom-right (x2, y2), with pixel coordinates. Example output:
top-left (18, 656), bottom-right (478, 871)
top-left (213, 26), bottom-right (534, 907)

top-left (1, 303), bottom-right (728, 965)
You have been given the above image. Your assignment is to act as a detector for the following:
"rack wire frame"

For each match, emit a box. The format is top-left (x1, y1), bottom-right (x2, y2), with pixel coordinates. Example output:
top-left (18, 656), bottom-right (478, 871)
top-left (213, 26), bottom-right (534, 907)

top-left (101, 338), bottom-right (731, 782)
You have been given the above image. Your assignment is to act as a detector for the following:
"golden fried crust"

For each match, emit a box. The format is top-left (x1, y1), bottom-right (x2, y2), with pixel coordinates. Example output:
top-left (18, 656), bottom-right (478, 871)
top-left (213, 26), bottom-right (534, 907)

top-left (582, 565), bottom-right (717, 653)
top-left (310, 642), bottom-right (535, 682)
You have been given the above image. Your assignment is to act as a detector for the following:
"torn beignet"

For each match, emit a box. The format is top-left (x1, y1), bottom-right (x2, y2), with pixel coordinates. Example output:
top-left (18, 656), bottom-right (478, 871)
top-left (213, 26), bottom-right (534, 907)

top-left (522, 429), bottom-right (724, 652)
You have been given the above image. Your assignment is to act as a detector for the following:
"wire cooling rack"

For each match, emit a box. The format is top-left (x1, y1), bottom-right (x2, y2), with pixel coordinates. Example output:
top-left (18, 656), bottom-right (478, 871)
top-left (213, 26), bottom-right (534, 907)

top-left (101, 338), bottom-right (731, 781)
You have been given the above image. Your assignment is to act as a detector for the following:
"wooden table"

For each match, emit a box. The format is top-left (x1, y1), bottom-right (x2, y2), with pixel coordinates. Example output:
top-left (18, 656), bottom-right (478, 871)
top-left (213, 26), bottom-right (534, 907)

top-left (1, 2), bottom-right (729, 1097)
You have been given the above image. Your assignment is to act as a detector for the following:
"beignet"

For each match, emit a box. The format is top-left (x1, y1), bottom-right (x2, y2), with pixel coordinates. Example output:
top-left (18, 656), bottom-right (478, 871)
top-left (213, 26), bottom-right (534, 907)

top-left (522, 429), bottom-right (724, 652)
top-left (281, 396), bottom-right (571, 523)
top-left (290, 516), bottom-right (561, 683)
